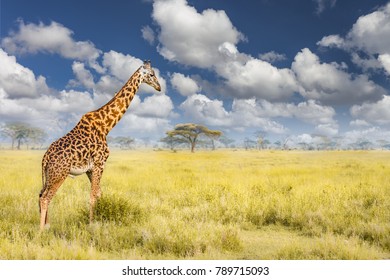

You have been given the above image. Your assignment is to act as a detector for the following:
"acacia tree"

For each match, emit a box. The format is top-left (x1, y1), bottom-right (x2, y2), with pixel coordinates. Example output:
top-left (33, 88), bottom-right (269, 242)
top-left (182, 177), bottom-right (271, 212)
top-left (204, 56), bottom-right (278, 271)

top-left (108, 136), bottom-right (134, 149)
top-left (219, 135), bottom-right (235, 148)
top-left (159, 135), bottom-right (188, 150)
top-left (0, 122), bottom-right (47, 149)
top-left (166, 123), bottom-right (222, 152)
top-left (26, 127), bottom-right (47, 149)
top-left (254, 130), bottom-right (268, 150)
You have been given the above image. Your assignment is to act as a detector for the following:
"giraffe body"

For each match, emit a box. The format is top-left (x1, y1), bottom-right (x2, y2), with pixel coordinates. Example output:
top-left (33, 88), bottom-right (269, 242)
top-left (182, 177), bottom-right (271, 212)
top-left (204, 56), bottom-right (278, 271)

top-left (39, 61), bottom-right (161, 230)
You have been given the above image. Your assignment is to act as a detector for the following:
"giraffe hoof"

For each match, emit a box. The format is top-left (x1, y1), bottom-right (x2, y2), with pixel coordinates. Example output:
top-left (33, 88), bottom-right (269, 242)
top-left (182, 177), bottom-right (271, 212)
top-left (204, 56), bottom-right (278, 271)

top-left (44, 223), bottom-right (51, 230)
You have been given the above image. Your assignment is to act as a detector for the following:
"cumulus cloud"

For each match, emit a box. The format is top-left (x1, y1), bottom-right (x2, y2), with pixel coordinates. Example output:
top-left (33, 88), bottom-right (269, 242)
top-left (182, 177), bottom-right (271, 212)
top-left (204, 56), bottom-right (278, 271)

top-left (132, 94), bottom-right (175, 118)
top-left (346, 3), bottom-right (390, 55)
top-left (317, 3), bottom-right (390, 75)
top-left (179, 94), bottom-right (230, 127)
top-left (120, 113), bottom-right (172, 137)
top-left (152, 0), bottom-right (244, 68)
top-left (232, 99), bottom-right (336, 126)
top-left (0, 48), bottom-right (49, 98)
top-left (314, 123), bottom-right (338, 136)
top-left (179, 94), bottom-right (337, 134)
top-left (102, 50), bottom-right (143, 82)
top-left (350, 119), bottom-right (370, 127)
top-left (68, 50), bottom-right (167, 96)
top-left (1, 20), bottom-right (103, 72)
top-left (378, 53), bottom-right (390, 75)
top-left (292, 48), bottom-right (385, 104)
top-left (0, 44), bottom-right (172, 140)
top-left (151, 0), bottom-right (298, 101)
top-left (69, 62), bottom-right (95, 89)
top-left (350, 95), bottom-right (390, 125)
top-left (258, 51), bottom-right (287, 63)
top-left (141, 25), bottom-right (156, 45)
top-left (342, 127), bottom-right (390, 148)
top-left (217, 57), bottom-right (298, 100)
top-left (170, 73), bottom-right (201, 96)
top-left (317, 34), bottom-right (345, 48)
top-left (313, 0), bottom-right (337, 15)
top-left (100, 50), bottom-right (167, 95)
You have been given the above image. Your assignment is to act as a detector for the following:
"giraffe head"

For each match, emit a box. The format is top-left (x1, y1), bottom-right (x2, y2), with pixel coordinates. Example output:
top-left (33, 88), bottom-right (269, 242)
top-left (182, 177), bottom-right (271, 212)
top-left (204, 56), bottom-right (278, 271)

top-left (139, 60), bottom-right (161, 92)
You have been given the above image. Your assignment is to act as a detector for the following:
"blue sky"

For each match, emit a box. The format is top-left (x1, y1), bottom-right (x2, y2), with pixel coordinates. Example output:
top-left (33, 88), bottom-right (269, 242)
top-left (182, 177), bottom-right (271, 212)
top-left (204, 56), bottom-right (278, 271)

top-left (1, 0), bottom-right (390, 147)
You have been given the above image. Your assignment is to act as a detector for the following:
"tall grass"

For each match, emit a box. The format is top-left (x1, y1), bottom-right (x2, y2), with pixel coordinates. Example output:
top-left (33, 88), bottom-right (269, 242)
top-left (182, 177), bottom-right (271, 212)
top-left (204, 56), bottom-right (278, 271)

top-left (0, 149), bottom-right (389, 259)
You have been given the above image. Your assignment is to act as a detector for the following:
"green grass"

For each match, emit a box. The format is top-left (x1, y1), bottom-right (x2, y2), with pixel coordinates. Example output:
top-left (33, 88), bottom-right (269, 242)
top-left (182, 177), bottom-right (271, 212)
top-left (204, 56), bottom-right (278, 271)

top-left (0, 149), bottom-right (389, 259)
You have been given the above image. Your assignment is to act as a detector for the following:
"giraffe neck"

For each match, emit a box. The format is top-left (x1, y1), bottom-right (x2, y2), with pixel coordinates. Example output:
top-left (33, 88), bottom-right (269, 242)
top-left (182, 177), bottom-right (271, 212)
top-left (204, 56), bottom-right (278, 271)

top-left (91, 70), bottom-right (142, 136)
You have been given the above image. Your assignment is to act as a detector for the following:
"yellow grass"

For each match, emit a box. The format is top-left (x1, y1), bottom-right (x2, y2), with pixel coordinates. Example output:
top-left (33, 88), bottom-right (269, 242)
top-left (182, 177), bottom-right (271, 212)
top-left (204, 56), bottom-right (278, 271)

top-left (0, 149), bottom-right (389, 259)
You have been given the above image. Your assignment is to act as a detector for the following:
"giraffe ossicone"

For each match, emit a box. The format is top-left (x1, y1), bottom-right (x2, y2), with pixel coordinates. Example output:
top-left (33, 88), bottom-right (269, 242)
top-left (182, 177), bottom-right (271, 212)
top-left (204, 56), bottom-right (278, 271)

top-left (39, 60), bottom-right (161, 230)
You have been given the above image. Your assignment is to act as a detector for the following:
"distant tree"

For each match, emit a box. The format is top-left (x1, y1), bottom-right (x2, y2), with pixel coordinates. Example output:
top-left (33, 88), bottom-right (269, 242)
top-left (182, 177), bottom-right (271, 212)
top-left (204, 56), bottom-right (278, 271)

top-left (107, 136), bottom-right (134, 149)
top-left (0, 122), bottom-right (46, 149)
top-left (141, 137), bottom-right (151, 148)
top-left (244, 138), bottom-right (257, 150)
top-left (166, 123), bottom-right (222, 152)
top-left (159, 135), bottom-right (187, 150)
top-left (115, 136), bottom-right (135, 149)
top-left (274, 140), bottom-right (282, 150)
top-left (282, 136), bottom-right (291, 150)
top-left (219, 135), bottom-right (235, 148)
top-left (207, 130), bottom-right (223, 150)
top-left (356, 139), bottom-right (373, 150)
top-left (26, 127), bottom-right (48, 149)
top-left (254, 130), bottom-right (267, 150)
top-left (377, 139), bottom-right (390, 150)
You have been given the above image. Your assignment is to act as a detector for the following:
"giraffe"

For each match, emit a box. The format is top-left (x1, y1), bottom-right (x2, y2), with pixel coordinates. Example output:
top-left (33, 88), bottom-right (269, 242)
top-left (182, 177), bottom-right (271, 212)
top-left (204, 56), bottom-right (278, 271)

top-left (39, 60), bottom-right (161, 230)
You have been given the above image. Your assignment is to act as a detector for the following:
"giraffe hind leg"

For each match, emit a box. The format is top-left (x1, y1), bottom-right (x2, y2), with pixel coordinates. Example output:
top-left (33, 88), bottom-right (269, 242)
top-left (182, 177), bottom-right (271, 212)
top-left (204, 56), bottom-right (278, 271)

top-left (87, 169), bottom-right (103, 223)
top-left (39, 178), bottom-right (66, 230)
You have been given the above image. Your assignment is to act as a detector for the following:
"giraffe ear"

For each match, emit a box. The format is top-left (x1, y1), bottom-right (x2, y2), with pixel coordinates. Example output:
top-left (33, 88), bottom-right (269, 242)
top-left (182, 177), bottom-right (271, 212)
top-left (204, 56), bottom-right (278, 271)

top-left (143, 60), bottom-right (151, 66)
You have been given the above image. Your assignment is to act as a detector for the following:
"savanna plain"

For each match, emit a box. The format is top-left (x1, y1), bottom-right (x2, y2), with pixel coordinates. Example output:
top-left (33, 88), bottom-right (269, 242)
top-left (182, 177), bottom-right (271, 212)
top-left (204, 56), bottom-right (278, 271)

top-left (0, 149), bottom-right (389, 259)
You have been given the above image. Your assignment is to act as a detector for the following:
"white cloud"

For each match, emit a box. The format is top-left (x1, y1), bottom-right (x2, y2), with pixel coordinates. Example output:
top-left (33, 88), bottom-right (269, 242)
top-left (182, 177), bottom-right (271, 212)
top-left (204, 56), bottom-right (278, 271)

top-left (101, 50), bottom-right (167, 95)
top-left (317, 3), bottom-right (390, 75)
top-left (216, 56), bottom-right (298, 100)
top-left (0, 88), bottom-right (41, 120)
top-left (120, 113), bottom-right (172, 137)
top-left (102, 50), bottom-right (143, 82)
top-left (133, 94), bottom-right (175, 118)
top-left (0, 46), bottom-right (171, 139)
top-left (141, 25), bottom-right (155, 45)
top-left (258, 51), bottom-right (287, 63)
top-left (378, 53), bottom-right (390, 75)
top-left (0, 48), bottom-right (49, 98)
top-left (179, 94), bottom-right (337, 135)
top-left (218, 42), bottom-right (238, 59)
top-left (179, 94), bottom-right (230, 127)
top-left (152, 0), bottom-right (297, 101)
top-left (350, 95), bottom-right (390, 125)
top-left (152, 0), bottom-right (244, 68)
top-left (1, 20), bottom-right (103, 72)
top-left (342, 127), bottom-right (390, 148)
top-left (346, 3), bottom-right (390, 55)
top-left (292, 48), bottom-right (385, 104)
top-left (67, 50), bottom-right (166, 96)
top-left (170, 73), bottom-right (201, 96)
top-left (313, 0), bottom-right (337, 15)
top-left (70, 62), bottom-right (95, 89)
top-left (290, 100), bottom-right (336, 125)
top-left (315, 123), bottom-right (338, 136)
top-left (232, 98), bottom-right (336, 126)
top-left (350, 119), bottom-right (370, 127)
top-left (317, 34), bottom-right (345, 48)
